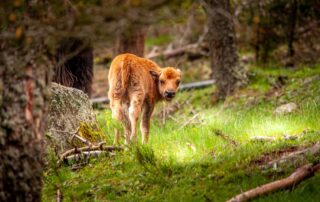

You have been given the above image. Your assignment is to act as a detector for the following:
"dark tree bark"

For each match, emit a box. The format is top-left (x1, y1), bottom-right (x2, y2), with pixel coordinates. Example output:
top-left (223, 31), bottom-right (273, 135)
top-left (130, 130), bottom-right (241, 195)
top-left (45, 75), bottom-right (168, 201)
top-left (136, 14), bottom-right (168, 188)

top-left (117, 28), bottom-right (145, 57)
top-left (287, 0), bottom-right (298, 61)
top-left (255, 23), bottom-right (261, 62)
top-left (0, 2), bottom-right (52, 201)
top-left (0, 45), bottom-right (51, 202)
top-left (53, 37), bottom-right (93, 97)
top-left (202, 0), bottom-right (247, 99)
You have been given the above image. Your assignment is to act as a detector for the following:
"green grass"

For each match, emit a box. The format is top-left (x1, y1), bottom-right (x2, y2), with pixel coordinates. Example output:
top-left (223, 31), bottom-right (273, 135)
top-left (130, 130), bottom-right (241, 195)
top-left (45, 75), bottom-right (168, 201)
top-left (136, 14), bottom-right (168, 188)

top-left (43, 65), bottom-right (320, 202)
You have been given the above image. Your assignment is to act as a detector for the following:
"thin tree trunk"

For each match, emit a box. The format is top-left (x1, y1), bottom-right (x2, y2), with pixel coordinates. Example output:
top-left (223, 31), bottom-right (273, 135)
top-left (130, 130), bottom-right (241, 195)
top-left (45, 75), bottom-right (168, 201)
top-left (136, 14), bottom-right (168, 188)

top-left (255, 23), bottom-right (260, 62)
top-left (286, 0), bottom-right (298, 68)
top-left (117, 28), bottom-right (145, 57)
top-left (287, 0), bottom-right (297, 58)
top-left (202, 0), bottom-right (247, 99)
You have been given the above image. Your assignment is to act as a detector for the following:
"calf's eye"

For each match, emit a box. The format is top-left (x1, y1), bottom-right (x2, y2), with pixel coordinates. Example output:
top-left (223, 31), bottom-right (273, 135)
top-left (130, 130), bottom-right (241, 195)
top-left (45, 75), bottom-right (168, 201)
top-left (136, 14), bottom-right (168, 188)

top-left (176, 80), bottom-right (180, 85)
top-left (160, 80), bottom-right (165, 85)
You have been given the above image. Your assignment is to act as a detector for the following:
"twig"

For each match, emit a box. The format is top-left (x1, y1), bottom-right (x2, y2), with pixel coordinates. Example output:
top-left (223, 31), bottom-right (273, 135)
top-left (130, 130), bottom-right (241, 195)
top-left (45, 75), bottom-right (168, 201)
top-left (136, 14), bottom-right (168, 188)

top-left (56, 189), bottom-right (62, 202)
top-left (178, 113), bottom-right (200, 130)
top-left (72, 134), bottom-right (93, 146)
top-left (51, 128), bottom-right (94, 146)
top-left (213, 129), bottom-right (238, 147)
top-left (227, 163), bottom-right (320, 202)
top-left (168, 115), bottom-right (178, 122)
top-left (163, 102), bottom-right (166, 125)
top-left (250, 136), bottom-right (276, 142)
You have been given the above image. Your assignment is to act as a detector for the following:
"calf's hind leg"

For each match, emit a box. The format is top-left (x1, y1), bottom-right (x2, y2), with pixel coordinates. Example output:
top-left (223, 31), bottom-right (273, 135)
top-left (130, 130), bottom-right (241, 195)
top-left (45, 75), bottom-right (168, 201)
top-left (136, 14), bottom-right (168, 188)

top-left (128, 97), bottom-right (143, 143)
top-left (140, 101), bottom-right (153, 144)
top-left (110, 100), bottom-right (131, 145)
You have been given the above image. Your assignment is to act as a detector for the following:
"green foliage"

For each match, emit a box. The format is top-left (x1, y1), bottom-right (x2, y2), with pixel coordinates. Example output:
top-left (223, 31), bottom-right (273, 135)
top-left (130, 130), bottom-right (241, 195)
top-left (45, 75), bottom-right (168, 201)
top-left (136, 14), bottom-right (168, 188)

top-left (146, 35), bottom-right (172, 47)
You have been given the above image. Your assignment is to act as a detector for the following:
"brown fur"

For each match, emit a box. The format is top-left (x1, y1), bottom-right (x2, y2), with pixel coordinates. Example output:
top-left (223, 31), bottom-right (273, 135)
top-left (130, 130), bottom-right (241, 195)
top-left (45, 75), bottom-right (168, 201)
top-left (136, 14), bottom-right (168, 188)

top-left (108, 53), bottom-right (181, 144)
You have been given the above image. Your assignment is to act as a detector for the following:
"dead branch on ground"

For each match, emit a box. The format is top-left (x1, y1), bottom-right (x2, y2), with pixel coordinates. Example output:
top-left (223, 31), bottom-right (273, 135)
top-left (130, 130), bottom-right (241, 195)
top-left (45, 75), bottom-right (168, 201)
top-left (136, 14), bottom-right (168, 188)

top-left (263, 144), bottom-right (320, 170)
top-left (57, 142), bottom-right (123, 165)
top-left (178, 113), bottom-right (200, 130)
top-left (64, 151), bottom-right (115, 163)
top-left (213, 129), bottom-right (238, 147)
top-left (227, 163), bottom-right (320, 202)
top-left (250, 136), bottom-right (276, 142)
top-left (250, 130), bottom-right (311, 143)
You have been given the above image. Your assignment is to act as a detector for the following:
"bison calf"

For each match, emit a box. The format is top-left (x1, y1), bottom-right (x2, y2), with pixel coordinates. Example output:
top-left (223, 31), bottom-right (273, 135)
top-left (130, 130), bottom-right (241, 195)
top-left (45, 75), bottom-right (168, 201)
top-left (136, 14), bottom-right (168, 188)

top-left (108, 53), bottom-right (181, 144)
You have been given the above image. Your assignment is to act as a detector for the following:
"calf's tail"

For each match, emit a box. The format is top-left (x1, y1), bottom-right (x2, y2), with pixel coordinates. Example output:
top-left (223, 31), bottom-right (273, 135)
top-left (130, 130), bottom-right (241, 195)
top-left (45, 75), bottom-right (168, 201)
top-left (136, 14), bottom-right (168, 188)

top-left (121, 57), bottom-right (130, 96)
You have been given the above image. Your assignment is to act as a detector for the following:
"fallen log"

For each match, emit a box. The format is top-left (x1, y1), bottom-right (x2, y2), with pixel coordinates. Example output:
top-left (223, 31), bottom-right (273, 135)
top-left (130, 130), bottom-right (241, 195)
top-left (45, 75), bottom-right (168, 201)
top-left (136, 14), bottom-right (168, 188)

top-left (227, 163), bottom-right (320, 202)
top-left (145, 43), bottom-right (208, 60)
top-left (65, 151), bottom-right (113, 162)
top-left (91, 79), bottom-right (215, 105)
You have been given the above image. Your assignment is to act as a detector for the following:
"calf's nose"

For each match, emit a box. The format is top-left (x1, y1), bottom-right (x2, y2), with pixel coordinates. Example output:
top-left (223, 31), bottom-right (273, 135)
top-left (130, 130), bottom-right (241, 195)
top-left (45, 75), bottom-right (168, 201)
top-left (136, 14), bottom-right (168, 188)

top-left (165, 90), bottom-right (176, 98)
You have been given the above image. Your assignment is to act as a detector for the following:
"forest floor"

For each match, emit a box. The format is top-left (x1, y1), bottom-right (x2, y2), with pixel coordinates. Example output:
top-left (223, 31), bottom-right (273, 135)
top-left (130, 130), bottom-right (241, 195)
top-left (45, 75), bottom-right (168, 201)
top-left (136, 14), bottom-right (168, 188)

top-left (43, 64), bottom-right (320, 202)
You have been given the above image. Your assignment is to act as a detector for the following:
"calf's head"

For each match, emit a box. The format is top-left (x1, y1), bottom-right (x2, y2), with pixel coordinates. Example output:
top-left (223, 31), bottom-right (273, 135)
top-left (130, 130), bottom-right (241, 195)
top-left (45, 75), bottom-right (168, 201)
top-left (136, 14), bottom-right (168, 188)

top-left (150, 67), bottom-right (182, 101)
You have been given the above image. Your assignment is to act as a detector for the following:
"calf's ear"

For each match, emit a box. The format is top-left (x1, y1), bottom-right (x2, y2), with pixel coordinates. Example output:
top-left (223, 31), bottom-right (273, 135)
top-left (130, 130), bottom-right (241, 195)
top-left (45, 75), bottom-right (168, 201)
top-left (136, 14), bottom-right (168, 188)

top-left (150, 70), bottom-right (160, 80)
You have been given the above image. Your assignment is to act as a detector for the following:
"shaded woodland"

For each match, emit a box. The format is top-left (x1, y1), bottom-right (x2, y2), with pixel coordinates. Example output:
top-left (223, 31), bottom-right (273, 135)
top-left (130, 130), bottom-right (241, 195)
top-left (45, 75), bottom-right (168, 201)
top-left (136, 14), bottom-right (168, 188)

top-left (0, 0), bottom-right (320, 201)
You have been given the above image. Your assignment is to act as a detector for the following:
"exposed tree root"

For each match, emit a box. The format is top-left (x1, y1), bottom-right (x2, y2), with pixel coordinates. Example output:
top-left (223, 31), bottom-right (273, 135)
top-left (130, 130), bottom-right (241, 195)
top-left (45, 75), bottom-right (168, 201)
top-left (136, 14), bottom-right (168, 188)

top-left (227, 163), bottom-right (320, 202)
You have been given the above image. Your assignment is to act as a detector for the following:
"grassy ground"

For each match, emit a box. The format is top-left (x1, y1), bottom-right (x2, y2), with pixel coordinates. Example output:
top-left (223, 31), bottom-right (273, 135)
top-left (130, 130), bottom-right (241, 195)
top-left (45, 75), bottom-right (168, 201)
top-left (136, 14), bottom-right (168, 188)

top-left (43, 64), bottom-right (320, 202)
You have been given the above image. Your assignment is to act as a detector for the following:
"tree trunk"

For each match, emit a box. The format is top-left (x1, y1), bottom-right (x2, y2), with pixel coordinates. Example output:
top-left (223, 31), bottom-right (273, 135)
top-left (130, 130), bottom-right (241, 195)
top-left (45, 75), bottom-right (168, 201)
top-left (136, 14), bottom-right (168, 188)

top-left (255, 23), bottom-right (261, 62)
top-left (117, 28), bottom-right (145, 57)
top-left (202, 0), bottom-right (247, 99)
top-left (286, 0), bottom-right (297, 67)
top-left (53, 37), bottom-right (94, 97)
top-left (288, 0), bottom-right (297, 57)
top-left (0, 2), bottom-right (52, 201)
top-left (0, 46), bottom-right (51, 201)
